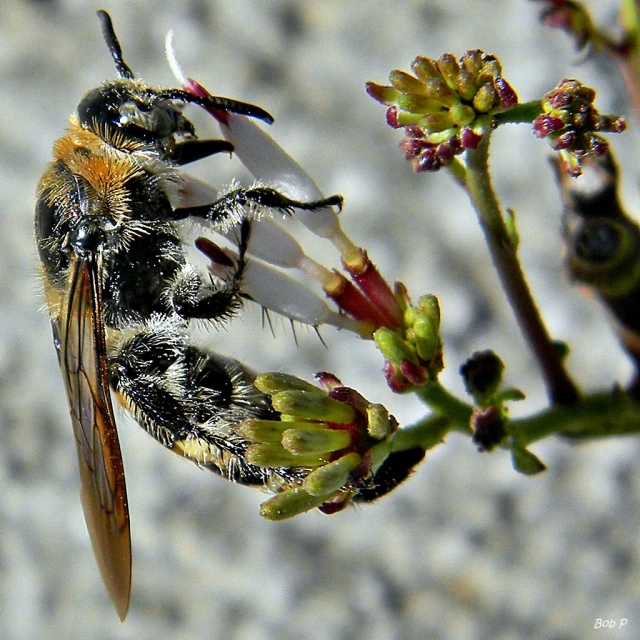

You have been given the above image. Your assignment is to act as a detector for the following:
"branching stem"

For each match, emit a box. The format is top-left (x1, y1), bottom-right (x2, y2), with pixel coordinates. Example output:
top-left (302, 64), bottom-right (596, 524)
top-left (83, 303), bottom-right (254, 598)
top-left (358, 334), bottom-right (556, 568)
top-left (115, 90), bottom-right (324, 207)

top-left (462, 132), bottom-right (579, 405)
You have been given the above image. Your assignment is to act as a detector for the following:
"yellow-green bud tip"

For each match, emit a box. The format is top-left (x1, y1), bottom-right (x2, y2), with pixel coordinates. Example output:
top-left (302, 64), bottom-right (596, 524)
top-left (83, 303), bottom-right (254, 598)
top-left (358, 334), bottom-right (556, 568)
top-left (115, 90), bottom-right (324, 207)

top-left (303, 453), bottom-right (362, 497)
top-left (260, 487), bottom-right (327, 521)
top-left (271, 390), bottom-right (357, 424)
top-left (281, 427), bottom-right (351, 455)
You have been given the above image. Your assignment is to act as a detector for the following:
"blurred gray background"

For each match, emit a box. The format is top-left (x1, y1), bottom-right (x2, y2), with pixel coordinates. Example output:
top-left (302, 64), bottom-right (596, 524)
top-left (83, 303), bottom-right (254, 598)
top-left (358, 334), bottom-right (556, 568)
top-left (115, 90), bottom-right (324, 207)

top-left (1, 0), bottom-right (639, 638)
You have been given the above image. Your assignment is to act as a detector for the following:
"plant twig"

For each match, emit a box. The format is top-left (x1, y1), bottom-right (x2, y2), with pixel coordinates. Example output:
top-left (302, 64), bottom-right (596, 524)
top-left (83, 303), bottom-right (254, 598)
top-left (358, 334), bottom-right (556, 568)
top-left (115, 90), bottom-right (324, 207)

top-left (462, 132), bottom-right (579, 405)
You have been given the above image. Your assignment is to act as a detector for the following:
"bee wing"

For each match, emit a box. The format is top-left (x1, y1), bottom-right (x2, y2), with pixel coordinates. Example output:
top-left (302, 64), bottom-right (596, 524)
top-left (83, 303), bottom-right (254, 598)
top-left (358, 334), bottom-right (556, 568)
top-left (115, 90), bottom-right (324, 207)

top-left (53, 254), bottom-right (132, 621)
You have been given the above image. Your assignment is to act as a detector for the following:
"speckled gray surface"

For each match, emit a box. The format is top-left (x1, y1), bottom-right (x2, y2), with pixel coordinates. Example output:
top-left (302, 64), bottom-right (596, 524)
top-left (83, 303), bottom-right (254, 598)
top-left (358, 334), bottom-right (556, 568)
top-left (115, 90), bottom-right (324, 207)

top-left (1, 0), bottom-right (639, 639)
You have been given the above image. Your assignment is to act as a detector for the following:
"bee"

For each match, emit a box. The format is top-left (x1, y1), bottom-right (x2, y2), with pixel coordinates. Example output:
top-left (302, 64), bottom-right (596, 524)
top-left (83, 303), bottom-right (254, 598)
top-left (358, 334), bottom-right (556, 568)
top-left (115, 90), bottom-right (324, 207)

top-left (35, 10), bottom-right (343, 619)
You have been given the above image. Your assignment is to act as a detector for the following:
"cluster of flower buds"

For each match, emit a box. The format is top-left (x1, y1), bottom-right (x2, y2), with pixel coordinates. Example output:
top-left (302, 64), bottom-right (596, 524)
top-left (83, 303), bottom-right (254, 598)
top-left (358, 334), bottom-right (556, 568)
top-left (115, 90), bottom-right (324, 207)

top-left (374, 292), bottom-right (443, 392)
top-left (238, 372), bottom-right (400, 519)
top-left (534, 0), bottom-right (595, 49)
top-left (460, 350), bottom-right (508, 451)
top-left (533, 79), bottom-right (626, 177)
top-left (459, 350), bottom-right (543, 473)
top-left (366, 50), bottom-right (518, 171)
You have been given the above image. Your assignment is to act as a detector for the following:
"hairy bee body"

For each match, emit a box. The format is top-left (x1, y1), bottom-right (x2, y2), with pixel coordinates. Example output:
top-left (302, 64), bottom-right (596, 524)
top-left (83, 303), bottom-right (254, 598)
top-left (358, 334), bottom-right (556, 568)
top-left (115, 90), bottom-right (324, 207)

top-left (37, 10), bottom-right (422, 621)
top-left (35, 11), bottom-right (344, 619)
top-left (36, 91), bottom-right (277, 480)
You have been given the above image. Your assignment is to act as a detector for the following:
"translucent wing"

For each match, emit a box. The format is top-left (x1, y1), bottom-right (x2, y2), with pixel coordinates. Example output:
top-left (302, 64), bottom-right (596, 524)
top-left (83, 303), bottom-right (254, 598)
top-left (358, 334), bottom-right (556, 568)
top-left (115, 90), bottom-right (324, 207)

top-left (53, 254), bottom-right (132, 620)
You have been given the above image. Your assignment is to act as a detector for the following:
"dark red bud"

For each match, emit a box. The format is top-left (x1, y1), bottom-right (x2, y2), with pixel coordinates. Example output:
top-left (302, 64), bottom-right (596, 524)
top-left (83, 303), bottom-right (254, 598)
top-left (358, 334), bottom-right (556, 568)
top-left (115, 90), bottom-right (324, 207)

top-left (548, 90), bottom-right (573, 109)
top-left (329, 387), bottom-right (370, 414)
top-left (589, 135), bottom-right (608, 157)
top-left (435, 143), bottom-right (455, 164)
top-left (550, 130), bottom-right (576, 150)
top-left (400, 137), bottom-right (430, 159)
top-left (471, 405), bottom-right (507, 452)
top-left (416, 148), bottom-right (442, 172)
top-left (405, 126), bottom-right (425, 138)
top-left (461, 128), bottom-right (483, 149)
top-left (533, 114), bottom-right (565, 138)
top-left (318, 492), bottom-right (352, 514)
top-left (494, 77), bottom-right (518, 108)
top-left (315, 372), bottom-right (343, 391)
top-left (386, 106), bottom-right (401, 128)
top-left (383, 360), bottom-right (412, 393)
top-left (399, 359), bottom-right (427, 385)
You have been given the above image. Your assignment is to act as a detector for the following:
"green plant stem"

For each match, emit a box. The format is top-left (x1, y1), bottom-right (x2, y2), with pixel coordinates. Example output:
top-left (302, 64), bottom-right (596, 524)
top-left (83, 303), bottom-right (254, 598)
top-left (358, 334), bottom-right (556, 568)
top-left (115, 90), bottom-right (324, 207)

top-left (598, 1), bottom-right (640, 125)
top-left (493, 100), bottom-right (543, 125)
top-left (447, 157), bottom-right (467, 187)
top-left (511, 392), bottom-right (640, 446)
top-left (464, 132), bottom-right (579, 406)
top-left (386, 383), bottom-right (472, 453)
top-left (415, 382), bottom-right (473, 431)
top-left (390, 415), bottom-right (451, 453)
top-left (620, 0), bottom-right (640, 39)
top-left (389, 390), bottom-right (640, 455)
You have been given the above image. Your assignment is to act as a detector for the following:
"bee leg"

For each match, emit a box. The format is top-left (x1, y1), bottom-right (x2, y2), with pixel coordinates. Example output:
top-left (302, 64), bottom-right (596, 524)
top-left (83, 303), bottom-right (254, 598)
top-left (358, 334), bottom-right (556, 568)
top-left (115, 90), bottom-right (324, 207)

top-left (110, 327), bottom-right (274, 484)
top-left (167, 139), bottom-right (234, 165)
top-left (169, 220), bottom-right (250, 321)
top-left (171, 187), bottom-right (343, 226)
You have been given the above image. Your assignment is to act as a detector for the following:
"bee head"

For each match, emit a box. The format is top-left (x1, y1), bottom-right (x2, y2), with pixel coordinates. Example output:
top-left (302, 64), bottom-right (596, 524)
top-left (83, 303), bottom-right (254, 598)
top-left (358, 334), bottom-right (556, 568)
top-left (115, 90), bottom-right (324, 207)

top-left (77, 82), bottom-right (196, 146)
top-left (82, 11), bottom-right (273, 151)
top-left (75, 12), bottom-right (195, 148)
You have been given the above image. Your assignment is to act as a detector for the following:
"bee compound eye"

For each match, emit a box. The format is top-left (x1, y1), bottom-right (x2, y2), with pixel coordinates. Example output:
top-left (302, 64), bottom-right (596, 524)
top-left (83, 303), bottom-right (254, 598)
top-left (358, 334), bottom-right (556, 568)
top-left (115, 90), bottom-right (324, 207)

top-left (118, 100), bottom-right (174, 137)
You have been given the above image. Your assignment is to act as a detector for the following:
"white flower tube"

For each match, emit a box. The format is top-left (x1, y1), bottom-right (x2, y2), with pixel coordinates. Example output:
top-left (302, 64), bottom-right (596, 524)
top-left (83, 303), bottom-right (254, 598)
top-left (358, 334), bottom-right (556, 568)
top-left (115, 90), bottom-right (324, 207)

top-left (166, 30), bottom-right (357, 256)
top-left (201, 244), bottom-right (358, 331)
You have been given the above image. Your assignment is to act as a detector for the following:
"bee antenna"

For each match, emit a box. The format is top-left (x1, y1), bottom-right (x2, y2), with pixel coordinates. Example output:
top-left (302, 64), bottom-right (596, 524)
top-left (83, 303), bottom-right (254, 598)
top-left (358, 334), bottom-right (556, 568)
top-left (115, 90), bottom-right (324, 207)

top-left (97, 10), bottom-right (135, 80)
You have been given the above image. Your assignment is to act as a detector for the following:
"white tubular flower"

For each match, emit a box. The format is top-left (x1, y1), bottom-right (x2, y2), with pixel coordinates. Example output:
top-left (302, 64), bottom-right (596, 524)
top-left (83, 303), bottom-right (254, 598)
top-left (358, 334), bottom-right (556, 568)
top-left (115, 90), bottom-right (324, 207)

top-left (218, 113), bottom-right (360, 261)
top-left (166, 31), bottom-right (357, 256)
top-left (198, 236), bottom-right (360, 332)
top-left (167, 31), bottom-right (400, 337)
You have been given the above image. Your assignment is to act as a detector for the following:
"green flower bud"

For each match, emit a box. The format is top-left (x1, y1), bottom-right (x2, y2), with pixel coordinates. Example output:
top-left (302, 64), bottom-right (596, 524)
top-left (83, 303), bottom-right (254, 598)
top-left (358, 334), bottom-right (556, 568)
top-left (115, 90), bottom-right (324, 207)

top-left (303, 453), bottom-right (362, 497)
top-left (478, 58), bottom-right (502, 83)
top-left (374, 327), bottom-right (417, 366)
top-left (418, 295), bottom-right (441, 326)
top-left (436, 53), bottom-right (460, 90)
top-left (404, 306), bottom-right (419, 328)
top-left (260, 487), bottom-right (327, 521)
top-left (271, 390), bottom-right (357, 424)
top-left (255, 372), bottom-right (319, 395)
top-left (238, 419), bottom-right (288, 443)
top-left (395, 111), bottom-right (426, 127)
top-left (366, 404), bottom-right (394, 440)
top-left (413, 315), bottom-right (440, 362)
top-left (421, 111), bottom-right (454, 132)
top-left (425, 128), bottom-right (459, 145)
top-left (455, 68), bottom-right (478, 101)
top-left (397, 93), bottom-right (443, 115)
top-left (389, 69), bottom-right (426, 94)
top-left (473, 83), bottom-right (497, 113)
top-left (461, 50), bottom-right (484, 78)
top-left (364, 82), bottom-right (401, 106)
top-left (410, 56), bottom-right (441, 83)
top-left (448, 103), bottom-right (476, 127)
top-left (281, 427), bottom-right (351, 455)
top-left (246, 443), bottom-right (326, 468)
top-left (421, 77), bottom-right (457, 108)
